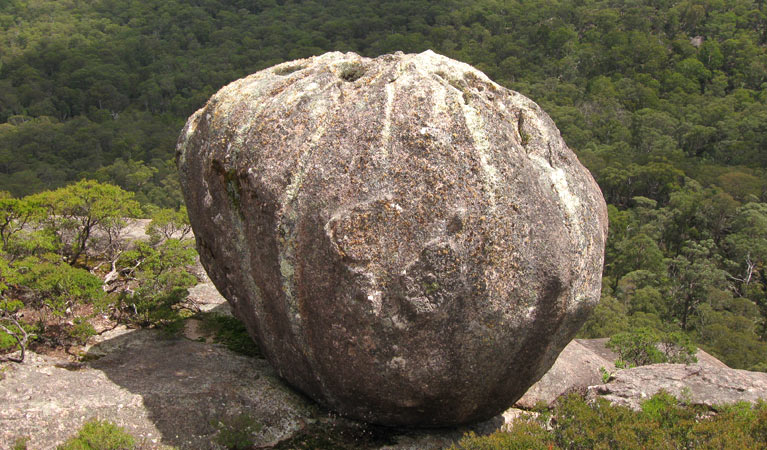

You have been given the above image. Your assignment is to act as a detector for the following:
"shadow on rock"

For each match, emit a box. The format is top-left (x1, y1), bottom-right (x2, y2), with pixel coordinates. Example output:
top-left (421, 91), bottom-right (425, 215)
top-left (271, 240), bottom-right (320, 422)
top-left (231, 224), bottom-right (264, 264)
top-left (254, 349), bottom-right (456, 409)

top-left (86, 328), bottom-right (313, 449)
top-left (85, 327), bottom-right (509, 449)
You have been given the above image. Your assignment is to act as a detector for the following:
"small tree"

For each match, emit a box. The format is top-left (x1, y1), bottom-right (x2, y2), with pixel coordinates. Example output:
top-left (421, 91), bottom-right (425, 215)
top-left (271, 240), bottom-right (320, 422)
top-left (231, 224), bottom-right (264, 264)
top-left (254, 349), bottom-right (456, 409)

top-left (0, 298), bottom-right (31, 363)
top-left (0, 256), bottom-right (33, 362)
top-left (13, 254), bottom-right (104, 318)
top-left (117, 238), bottom-right (197, 326)
top-left (28, 180), bottom-right (141, 266)
top-left (607, 327), bottom-right (697, 368)
top-left (145, 206), bottom-right (192, 244)
top-left (0, 192), bottom-right (35, 249)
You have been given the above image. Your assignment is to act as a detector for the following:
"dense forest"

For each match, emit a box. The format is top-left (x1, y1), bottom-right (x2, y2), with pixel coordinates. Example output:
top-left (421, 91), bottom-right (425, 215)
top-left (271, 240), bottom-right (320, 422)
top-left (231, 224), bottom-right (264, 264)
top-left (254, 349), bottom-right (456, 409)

top-left (1, 0), bottom-right (767, 371)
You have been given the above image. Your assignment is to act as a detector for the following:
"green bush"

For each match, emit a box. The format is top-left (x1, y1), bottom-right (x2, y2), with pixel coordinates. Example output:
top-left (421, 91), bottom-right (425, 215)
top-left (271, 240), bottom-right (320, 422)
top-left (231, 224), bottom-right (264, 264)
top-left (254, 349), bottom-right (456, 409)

top-left (117, 239), bottom-right (197, 328)
top-left (452, 422), bottom-right (555, 450)
top-left (57, 419), bottom-right (135, 450)
top-left (13, 255), bottom-right (104, 316)
top-left (452, 393), bottom-right (767, 450)
top-left (69, 318), bottom-right (97, 345)
top-left (607, 328), bottom-right (697, 368)
top-left (12, 437), bottom-right (29, 450)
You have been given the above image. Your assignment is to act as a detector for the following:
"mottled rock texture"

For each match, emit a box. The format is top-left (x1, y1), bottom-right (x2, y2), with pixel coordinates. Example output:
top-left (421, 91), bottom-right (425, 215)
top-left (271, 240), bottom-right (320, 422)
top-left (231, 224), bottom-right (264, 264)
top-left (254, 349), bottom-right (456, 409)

top-left (177, 50), bottom-right (608, 426)
top-left (588, 364), bottom-right (767, 410)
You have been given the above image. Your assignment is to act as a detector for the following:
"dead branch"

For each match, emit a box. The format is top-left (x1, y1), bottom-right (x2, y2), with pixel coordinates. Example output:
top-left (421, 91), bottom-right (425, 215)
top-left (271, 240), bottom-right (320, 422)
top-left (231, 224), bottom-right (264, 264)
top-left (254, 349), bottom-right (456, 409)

top-left (0, 313), bottom-right (30, 363)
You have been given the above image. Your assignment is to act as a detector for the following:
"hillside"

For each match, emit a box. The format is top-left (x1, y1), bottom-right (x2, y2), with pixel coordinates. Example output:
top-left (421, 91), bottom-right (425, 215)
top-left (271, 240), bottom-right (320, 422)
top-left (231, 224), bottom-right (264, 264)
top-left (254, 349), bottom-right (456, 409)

top-left (1, 0), bottom-right (767, 381)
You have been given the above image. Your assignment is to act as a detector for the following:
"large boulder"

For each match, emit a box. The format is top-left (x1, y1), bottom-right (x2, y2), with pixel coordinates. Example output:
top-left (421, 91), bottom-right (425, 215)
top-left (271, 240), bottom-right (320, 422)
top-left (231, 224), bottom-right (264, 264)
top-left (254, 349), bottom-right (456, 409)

top-left (176, 50), bottom-right (608, 426)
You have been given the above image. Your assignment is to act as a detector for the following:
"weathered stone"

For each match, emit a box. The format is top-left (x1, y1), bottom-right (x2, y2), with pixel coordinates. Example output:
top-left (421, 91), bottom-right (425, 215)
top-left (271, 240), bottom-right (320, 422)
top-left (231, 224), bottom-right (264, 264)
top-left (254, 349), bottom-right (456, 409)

top-left (588, 363), bottom-right (767, 410)
top-left (515, 339), bottom-right (616, 409)
top-left (515, 338), bottom-right (732, 409)
top-left (0, 330), bottom-right (311, 449)
top-left (177, 50), bottom-right (608, 426)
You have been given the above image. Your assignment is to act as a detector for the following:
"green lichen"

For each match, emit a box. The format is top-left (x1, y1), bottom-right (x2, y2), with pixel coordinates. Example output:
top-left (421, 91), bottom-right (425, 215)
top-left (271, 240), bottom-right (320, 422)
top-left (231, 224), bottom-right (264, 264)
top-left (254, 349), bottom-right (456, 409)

top-left (424, 281), bottom-right (440, 296)
top-left (224, 169), bottom-right (241, 210)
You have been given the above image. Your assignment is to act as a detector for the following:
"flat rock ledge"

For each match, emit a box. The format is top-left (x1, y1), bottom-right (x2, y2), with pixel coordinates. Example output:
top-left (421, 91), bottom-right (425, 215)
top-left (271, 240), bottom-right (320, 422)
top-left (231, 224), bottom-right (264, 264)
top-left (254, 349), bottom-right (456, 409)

top-left (0, 327), bottom-right (510, 450)
top-left (3, 334), bottom-right (765, 449)
top-left (587, 363), bottom-right (767, 411)
top-left (1, 329), bottom-right (310, 450)
top-left (514, 338), bottom-right (736, 409)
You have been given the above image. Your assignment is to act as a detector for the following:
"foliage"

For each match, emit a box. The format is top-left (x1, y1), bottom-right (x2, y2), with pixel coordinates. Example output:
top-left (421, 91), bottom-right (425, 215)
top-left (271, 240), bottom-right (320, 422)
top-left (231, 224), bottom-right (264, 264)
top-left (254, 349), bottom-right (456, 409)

top-left (12, 437), bottom-right (29, 450)
top-left (117, 238), bottom-right (197, 327)
top-left (69, 317), bottom-right (96, 345)
top-left (27, 180), bottom-right (141, 265)
top-left (451, 393), bottom-right (767, 450)
top-left (607, 328), bottom-right (697, 368)
top-left (57, 419), bottom-right (135, 450)
top-left (145, 206), bottom-right (191, 244)
top-left (0, 298), bottom-right (36, 361)
top-left (13, 255), bottom-right (104, 316)
top-left (453, 422), bottom-right (556, 450)
top-left (199, 313), bottom-right (261, 358)
top-left (1, 0), bottom-right (767, 368)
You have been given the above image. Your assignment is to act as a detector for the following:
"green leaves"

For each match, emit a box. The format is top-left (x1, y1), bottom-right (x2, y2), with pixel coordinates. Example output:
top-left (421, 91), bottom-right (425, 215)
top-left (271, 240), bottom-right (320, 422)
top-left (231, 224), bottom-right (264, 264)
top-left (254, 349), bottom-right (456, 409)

top-left (27, 180), bottom-right (140, 265)
top-left (607, 328), bottom-right (697, 368)
top-left (13, 255), bottom-right (104, 316)
top-left (117, 238), bottom-right (197, 327)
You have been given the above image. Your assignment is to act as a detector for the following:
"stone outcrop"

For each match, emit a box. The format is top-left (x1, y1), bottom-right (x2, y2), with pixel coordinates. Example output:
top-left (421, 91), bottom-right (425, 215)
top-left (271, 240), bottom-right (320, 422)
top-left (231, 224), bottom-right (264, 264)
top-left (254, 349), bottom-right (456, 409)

top-left (588, 363), bottom-right (767, 411)
top-left (515, 338), bottom-right (736, 409)
top-left (0, 329), bottom-right (311, 449)
top-left (515, 339), bottom-right (616, 409)
top-left (177, 50), bottom-right (608, 426)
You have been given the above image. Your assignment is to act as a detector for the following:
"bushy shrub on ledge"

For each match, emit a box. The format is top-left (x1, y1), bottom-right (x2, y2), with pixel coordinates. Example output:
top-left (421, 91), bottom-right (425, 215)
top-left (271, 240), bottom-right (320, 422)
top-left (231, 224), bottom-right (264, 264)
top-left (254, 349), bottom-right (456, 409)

top-left (451, 392), bottom-right (767, 450)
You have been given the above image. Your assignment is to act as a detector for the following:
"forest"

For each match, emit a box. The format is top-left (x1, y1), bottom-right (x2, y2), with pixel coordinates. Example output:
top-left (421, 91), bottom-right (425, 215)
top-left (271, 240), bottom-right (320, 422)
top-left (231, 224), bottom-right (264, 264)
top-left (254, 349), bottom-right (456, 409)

top-left (1, 0), bottom-right (767, 374)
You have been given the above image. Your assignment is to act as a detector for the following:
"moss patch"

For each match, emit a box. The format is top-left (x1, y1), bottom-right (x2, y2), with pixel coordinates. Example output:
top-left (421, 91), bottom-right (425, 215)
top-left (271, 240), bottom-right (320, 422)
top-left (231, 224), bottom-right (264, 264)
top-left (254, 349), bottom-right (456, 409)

top-left (198, 313), bottom-right (262, 358)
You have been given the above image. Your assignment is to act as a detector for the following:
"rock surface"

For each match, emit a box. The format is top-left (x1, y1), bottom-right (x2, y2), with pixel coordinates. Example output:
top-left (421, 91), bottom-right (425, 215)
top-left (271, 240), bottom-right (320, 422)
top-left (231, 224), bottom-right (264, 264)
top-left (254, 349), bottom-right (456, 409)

top-left (0, 329), bottom-right (311, 449)
top-left (177, 50), bottom-right (608, 426)
top-left (588, 363), bottom-right (767, 410)
top-left (0, 327), bottom-right (513, 449)
top-left (515, 338), bottom-right (735, 408)
top-left (3, 333), bottom-right (764, 449)
top-left (515, 338), bottom-right (616, 409)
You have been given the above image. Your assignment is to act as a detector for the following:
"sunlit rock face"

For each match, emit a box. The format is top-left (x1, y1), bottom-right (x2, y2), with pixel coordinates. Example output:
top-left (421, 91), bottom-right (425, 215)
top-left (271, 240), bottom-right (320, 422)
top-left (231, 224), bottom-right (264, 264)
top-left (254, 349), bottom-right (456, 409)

top-left (177, 50), bottom-right (608, 426)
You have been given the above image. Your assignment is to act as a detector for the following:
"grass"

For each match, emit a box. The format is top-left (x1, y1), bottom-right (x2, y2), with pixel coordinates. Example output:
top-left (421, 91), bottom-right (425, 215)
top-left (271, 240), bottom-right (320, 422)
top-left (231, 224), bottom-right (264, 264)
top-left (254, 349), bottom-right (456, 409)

top-left (57, 419), bottom-right (135, 450)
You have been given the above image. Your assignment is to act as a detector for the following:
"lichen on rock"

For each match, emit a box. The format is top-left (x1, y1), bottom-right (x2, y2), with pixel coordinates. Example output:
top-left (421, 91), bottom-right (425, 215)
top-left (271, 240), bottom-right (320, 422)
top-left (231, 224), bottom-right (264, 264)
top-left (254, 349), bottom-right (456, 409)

top-left (177, 50), bottom-right (608, 426)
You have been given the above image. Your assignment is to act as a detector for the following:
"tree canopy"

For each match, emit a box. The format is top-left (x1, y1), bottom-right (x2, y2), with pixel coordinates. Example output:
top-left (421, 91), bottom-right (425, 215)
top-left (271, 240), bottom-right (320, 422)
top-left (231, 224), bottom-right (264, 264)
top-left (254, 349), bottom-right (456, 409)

top-left (1, 0), bottom-right (767, 369)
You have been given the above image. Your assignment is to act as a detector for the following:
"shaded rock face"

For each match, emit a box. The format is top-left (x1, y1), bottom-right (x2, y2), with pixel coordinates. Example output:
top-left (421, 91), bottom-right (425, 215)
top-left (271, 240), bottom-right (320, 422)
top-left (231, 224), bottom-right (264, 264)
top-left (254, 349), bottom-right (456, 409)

top-left (177, 50), bottom-right (608, 426)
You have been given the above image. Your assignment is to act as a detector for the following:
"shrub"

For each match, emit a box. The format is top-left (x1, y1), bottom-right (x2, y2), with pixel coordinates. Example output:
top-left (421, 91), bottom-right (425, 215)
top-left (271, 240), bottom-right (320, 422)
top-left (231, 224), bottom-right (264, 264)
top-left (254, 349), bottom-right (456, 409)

top-left (13, 255), bottom-right (104, 316)
top-left (453, 393), bottom-right (767, 450)
top-left (451, 422), bottom-right (556, 450)
top-left (69, 318), bottom-right (97, 345)
top-left (57, 419), bottom-right (135, 450)
top-left (607, 328), bottom-right (697, 368)
top-left (117, 239), bottom-right (197, 328)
